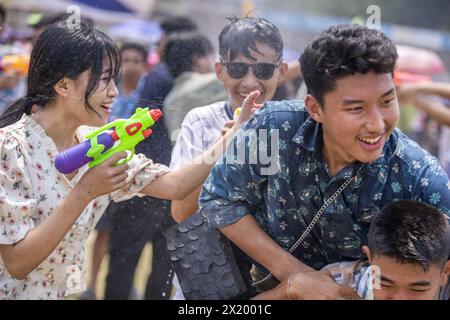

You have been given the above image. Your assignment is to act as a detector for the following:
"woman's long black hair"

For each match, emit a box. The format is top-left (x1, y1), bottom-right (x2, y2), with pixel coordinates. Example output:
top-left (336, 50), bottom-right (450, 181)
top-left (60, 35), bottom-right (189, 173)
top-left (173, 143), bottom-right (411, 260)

top-left (0, 17), bottom-right (120, 128)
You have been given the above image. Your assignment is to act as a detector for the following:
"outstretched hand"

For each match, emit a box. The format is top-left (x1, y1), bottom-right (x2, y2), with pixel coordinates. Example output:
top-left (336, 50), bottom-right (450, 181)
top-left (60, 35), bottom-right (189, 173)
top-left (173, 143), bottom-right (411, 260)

top-left (236, 90), bottom-right (263, 126)
top-left (76, 152), bottom-right (129, 201)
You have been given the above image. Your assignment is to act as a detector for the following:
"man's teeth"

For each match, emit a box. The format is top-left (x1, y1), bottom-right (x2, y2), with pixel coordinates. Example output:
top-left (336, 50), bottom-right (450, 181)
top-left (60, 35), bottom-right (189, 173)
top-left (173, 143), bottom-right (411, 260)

top-left (359, 136), bottom-right (382, 144)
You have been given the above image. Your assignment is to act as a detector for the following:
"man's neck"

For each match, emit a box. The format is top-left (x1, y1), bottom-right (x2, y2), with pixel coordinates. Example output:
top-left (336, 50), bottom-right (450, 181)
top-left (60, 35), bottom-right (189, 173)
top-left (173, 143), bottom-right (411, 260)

top-left (322, 136), bottom-right (355, 177)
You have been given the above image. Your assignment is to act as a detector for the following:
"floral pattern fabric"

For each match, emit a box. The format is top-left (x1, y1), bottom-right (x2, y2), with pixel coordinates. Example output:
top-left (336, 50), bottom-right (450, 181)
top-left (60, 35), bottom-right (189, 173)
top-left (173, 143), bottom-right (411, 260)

top-left (199, 100), bottom-right (450, 272)
top-left (0, 114), bottom-right (169, 299)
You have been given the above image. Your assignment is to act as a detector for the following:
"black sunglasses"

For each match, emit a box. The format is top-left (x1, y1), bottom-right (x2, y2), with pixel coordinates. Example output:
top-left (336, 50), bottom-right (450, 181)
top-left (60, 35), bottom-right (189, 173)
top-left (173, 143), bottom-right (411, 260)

top-left (220, 58), bottom-right (281, 80)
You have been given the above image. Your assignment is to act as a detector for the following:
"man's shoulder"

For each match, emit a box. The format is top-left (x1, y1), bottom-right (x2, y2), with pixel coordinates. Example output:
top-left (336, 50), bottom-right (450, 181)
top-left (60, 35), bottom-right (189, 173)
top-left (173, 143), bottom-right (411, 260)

top-left (390, 129), bottom-right (442, 170)
top-left (249, 100), bottom-right (308, 129)
top-left (262, 99), bottom-right (306, 115)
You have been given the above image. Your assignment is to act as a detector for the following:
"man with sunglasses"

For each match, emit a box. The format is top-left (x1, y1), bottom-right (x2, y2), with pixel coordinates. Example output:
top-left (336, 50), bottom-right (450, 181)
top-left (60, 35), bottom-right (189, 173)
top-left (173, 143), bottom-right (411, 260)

top-left (168, 16), bottom-right (288, 299)
top-left (198, 24), bottom-right (450, 299)
top-left (170, 17), bottom-right (288, 224)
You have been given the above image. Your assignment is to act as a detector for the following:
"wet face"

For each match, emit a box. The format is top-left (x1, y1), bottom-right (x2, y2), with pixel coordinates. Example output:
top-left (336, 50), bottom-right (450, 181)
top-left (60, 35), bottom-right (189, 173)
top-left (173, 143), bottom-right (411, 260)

top-left (66, 59), bottom-right (119, 127)
top-left (306, 71), bottom-right (399, 175)
top-left (215, 42), bottom-right (287, 110)
top-left (120, 48), bottom-right (147, 81)
top-left (366, 252), bottom-right (450, 300)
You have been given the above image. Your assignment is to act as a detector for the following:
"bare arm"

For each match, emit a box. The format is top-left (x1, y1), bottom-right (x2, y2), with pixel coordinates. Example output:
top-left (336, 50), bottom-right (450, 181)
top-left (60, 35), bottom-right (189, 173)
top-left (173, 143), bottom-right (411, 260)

top-left (142, 91), bottom-right (263, 201)
top-left (220, 215), bottom-right (314, 282)
top-left (413, 82), bottom-right (450, 99)
top-left (0, 153), bottom-right (129, 279)
top-left (397, 82), bottom-right (450, 127)
top-left (171, 120), bottom-right (237, 222)
top-left (413, 95), bottom-right (450, 127)
top-left (398, 82), bottom-right (450, 102)
top-left (141, 120), bottom-right (239, 200)
top-left (221, 215), bottom-right (361, 300)
top-left (171, 186), bottom-right (201, 223)
top-left (0, 187), bottom-right (91, 279)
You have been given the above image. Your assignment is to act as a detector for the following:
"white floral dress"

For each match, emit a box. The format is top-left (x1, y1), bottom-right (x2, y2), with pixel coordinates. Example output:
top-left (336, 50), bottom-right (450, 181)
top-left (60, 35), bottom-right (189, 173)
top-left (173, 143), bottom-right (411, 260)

top-left (0, 115), bottom-right (169, 299)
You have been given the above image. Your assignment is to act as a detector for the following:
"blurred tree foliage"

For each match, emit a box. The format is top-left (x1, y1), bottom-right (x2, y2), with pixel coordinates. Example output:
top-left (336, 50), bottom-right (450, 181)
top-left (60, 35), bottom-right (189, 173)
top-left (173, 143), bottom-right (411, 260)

top-left (265, 0), bottom-right (450, 31)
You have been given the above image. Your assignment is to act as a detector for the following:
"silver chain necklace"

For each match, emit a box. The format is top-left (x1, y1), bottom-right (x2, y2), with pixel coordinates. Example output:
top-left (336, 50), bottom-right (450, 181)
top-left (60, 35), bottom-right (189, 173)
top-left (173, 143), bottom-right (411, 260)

top-left (251, 164), bottom-right (364, 287)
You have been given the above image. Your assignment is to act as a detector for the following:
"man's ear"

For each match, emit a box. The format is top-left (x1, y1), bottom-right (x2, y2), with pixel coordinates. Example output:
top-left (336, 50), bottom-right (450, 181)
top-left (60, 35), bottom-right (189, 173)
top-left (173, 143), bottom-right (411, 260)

top-left (215, 61), bottom-right (224, 82)
top-left (440, 260), bottom-right (450, 286)
top-left (305, 94), bottom-right (324, 123)
top-left (54, 78), bottom-right (70, 98)
top-left (276, 61), bottom-right (289, 85)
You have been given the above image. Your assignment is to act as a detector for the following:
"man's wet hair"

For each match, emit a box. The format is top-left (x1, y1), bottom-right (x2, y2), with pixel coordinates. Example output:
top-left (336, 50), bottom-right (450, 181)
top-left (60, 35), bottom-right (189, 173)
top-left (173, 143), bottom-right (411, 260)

top-left (300, 24), bottom-right (398, 105)
top-left (368, 200), bottom-right (450, 272)
top-left (218, 17), bottom-right (283, 62)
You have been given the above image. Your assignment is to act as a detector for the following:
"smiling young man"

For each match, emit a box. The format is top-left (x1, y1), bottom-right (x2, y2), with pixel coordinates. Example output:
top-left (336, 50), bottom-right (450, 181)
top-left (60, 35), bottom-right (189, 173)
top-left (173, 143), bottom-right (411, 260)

top-left (168, 17), bottom-right (287, 299)
top-left (259, 200), bottom-right (450, 300)
top-left (322, 200), bottom-right (450, 300)
top-left (199, 24), bottom-right (450, 299)
top-left (170, 17), bottom-right (287, 224)
top-left (360, 201), bottom-right (450, 300)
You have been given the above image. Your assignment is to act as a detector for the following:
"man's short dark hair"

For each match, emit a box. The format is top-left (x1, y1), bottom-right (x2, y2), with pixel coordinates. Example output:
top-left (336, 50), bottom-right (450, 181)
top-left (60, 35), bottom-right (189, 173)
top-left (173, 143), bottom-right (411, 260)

top-left (368, 200), bottom-right (450, 272)
top-left (300, 24), bottom-right (398, 105)
top-left (120, 42), bottom-right (148, 62)
top-left (164, 32), bottom-right (213, 78)
top-left (160, 15), bottom-right (197, 35)
top-left (218, 17), bottom-right (283, 62)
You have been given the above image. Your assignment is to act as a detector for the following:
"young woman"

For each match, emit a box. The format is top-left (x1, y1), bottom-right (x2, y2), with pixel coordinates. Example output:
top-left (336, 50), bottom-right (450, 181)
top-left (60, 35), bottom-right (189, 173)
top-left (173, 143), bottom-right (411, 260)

top-left (0, 18), bottom-right (259, 299)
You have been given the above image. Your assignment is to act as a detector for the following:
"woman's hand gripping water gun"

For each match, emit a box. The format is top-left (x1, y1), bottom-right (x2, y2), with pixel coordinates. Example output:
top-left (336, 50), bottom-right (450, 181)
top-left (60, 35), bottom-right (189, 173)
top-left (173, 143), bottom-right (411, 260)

top-left (55, 107), bottom-right (162, 174)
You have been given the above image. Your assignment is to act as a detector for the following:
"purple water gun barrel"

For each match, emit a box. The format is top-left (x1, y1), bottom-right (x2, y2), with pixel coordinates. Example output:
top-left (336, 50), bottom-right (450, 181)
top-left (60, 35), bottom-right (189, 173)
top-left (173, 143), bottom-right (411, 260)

top-left (55, 132), bottom-right (116, 174)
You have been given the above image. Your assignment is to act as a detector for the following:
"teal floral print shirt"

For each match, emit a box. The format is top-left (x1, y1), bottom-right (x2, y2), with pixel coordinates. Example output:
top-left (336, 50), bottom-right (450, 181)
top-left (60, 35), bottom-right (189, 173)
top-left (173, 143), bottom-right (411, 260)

top-left (199, 100), bottom-right (450, 270)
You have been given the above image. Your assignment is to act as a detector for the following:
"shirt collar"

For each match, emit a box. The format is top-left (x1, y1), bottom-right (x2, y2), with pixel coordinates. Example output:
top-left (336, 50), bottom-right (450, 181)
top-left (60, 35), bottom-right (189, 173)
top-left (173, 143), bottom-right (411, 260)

top-left (292, 116), bottom-right (322, 152)
top-left (292, 116), bottom-right (399, 179)
top-left (362, 130), bottom-right (399, 178)
top-left (224, 102), bottom-right (234, 120)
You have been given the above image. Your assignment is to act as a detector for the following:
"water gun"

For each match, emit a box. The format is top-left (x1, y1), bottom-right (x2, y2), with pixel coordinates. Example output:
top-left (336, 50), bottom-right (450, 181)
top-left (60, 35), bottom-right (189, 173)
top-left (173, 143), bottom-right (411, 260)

top-left (0, 54), bottom-right (30, 76)
top-left (55, 107), bottom-right (162, 174)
